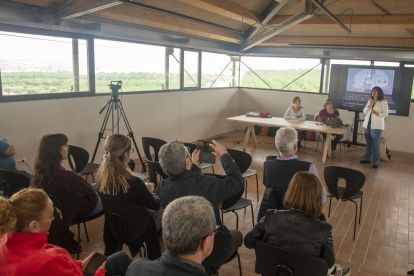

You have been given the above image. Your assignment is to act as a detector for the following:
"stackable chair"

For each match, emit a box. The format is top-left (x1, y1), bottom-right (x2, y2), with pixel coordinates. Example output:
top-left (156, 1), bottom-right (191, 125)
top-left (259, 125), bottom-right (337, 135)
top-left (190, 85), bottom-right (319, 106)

top-left (0, 169), bottom-right (30, 197)
top-left (68, 145), bottom-right (100, 181)
top-left (142, 137), bottom-right (167, 162)
top-left (147, 160), bottom-right (169, 189)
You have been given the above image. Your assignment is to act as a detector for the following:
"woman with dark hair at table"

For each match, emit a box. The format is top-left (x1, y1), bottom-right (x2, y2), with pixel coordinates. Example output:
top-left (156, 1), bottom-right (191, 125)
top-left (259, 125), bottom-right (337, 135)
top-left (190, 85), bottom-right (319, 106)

top-left (0, 188), bottom-right (131, 276)
top-left (30, 133), bottom-right (102, 218)
top-left (244, 172), bottom-right (350, 276)
top-left (314, 99), bottom-right (343, 150)
top-left (360, 86), bottom-right (388, 168)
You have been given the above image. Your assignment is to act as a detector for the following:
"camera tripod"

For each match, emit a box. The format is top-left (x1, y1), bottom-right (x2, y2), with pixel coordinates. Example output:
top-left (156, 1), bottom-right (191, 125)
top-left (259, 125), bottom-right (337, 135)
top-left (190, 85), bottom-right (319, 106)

top-left (91, 81), bottom-right (146, 172)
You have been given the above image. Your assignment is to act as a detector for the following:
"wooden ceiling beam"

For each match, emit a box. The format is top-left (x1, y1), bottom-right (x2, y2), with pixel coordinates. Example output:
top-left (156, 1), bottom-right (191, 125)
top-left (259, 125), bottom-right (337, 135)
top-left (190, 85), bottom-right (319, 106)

top-left (174, 0), bottom-right (260, 25)
top-left (298, 0), bottom-right (406, 2)
top-left (91, 5), bottom-right (243, 43)
top-left (270, 15), bottom-right (414, 28)
top-left (262, 36), bottom-right (414, 48)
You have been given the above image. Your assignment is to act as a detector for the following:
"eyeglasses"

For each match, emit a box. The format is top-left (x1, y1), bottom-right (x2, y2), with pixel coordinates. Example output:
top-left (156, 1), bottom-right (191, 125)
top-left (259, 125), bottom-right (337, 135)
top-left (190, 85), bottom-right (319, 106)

top-left (201, 225), bottom-right (220, 240)
top-left (130, 148), bottom-right (135, 154)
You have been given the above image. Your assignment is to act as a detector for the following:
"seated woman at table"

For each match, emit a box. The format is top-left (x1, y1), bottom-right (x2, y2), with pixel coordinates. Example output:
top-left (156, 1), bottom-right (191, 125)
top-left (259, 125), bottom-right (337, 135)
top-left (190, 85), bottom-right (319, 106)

top-left (244, 172), bottom-right (350, 276)
top-left (314, 99), bottom-right (343, 150)
top-left (284, 96), bottom-right (306, 147)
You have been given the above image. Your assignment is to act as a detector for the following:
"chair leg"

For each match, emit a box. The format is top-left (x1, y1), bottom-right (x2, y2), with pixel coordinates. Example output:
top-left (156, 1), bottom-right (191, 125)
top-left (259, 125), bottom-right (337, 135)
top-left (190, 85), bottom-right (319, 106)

top-left (250, 203), bottom-right (255, 227)
top-left (92, 173), bottom-right (95, 183)
top-left (359, 196), bottom-right (363, 224)
top-left (83, 222), bottom-right (89, 242)
top-left (255, 174), bottom-right (259, 201)
top-left (212, 166), bottom-right (215, 174)
top-left (236, 251), bottom-right (242, 276)
top-left (232, 210), bottom-right (239, 230)
top-left (244, 179), bottom-right (248, 198)
top-left (77, 223), bottom-right (81, 260)
top-left (143, 243), bottom-right (147, 258)
top-left (328, 196), bottom-right (332, 217)
top-left (351, 200), bottom-right (358, 241)
top-left (221, 209), bottom-right (224, 225)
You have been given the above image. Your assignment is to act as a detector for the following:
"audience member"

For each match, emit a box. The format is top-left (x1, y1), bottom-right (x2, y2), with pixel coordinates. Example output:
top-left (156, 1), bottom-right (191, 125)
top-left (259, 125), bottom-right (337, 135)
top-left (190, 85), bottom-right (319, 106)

top-left (0, 188), bottom-right (132, 276)
top-left (245, 172), bottom-right (350, 276)
top-left (30, 133), bottom-right (102, 218)
top-left (96, 133), bottom-right (161, 258)
top-left (258, 127), bottom-right (326, 221)
top-left (284, 96), bottom-right (306, 147)
top-left (156, 140), bottom-right (244, 272)
top-left (127, 196), bottom-right (217, 276)
top-left (314, 98), bottom-right (343, 150)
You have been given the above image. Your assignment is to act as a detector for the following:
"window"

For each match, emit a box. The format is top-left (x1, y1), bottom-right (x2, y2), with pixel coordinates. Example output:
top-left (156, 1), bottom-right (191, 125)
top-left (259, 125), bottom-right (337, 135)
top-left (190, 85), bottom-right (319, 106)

top-left (240, 57), bottom-right (322, 93)
top-left (404, 64), bottom-right (414, 100)
top-left (183, 51), bottom-right (199, 88)
top-left (94, 39), bottom-right (180, 93)
top-left (374, 61), bottom-right (400, 67)
top-left (0, 31), bottom-right (88, 96)
top-left (201, 52), bottom-right (239, 88)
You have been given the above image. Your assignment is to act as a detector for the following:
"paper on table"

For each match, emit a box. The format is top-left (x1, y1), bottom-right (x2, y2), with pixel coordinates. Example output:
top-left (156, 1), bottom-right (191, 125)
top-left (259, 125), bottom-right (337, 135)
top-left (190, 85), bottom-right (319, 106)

top-left (306, 121), bottom-right (319, 124)
top-left (289, 119), bottom-right (299, 122)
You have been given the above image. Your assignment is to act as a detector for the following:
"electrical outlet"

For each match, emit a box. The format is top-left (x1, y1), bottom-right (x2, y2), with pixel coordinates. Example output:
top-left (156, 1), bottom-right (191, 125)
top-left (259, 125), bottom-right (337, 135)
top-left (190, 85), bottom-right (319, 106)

top-left (21, 158), bottom-right (26, 163)
top-left (16, 159), bottom-right (21, 164)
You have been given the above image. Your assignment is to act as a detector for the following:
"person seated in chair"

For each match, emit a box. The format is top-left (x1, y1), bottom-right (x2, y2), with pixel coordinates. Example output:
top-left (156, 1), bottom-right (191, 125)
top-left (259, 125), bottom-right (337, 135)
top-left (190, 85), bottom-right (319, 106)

top-left (156, 140), bottom-right (244, 273)
top-left (96, 133), bottom-right (162, 258)
top-left (314, 99), bottom-right (343, 150)
top-left (0, 188), bottom-right (132, 276)
top-left (258, 127), bottom-right (326, 221)
top-left (245, 172), bottom-right (350, 276)
top-left (30, 133), bottom-right (102, 218)
top-left (127, 196), bottom-right (217, 276)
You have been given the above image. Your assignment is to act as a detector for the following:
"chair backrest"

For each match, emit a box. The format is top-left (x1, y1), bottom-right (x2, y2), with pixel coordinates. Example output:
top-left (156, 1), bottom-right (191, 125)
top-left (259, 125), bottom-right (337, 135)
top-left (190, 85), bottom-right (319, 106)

top-left (203, 173), bottom-right (244, 210)
top-left (306, 113), bottom-right (316, 121)
top-left (0, 169), bottom-right (31, 197)
top-left (324, 166), bottom-right (366, 199)
top-left (255, 241), bottom-right (328, 276)
top-left (202, 229), bottom-right (226, 268)
top-left (68, 145), bottom-right (89, 173)
top-left (266, 156), bottom-right (277, 161)
top-left (100, 196), bottom-right (152, 244)
top-left (142, 137), bottom-right (167, 162)
top-left (147, 160), bottom-right (169, 189)
top-left (50, 187), bottom-right (83, 224)
top-left (184, 142), bottom-right (196, 154)
top-left (226, 148), bottom-right (252, 174)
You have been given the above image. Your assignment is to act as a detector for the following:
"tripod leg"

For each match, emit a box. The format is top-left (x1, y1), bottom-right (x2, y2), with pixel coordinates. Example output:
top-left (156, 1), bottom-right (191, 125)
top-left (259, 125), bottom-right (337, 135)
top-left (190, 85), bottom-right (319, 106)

top-left (91, 101), bottom-right (113, 163)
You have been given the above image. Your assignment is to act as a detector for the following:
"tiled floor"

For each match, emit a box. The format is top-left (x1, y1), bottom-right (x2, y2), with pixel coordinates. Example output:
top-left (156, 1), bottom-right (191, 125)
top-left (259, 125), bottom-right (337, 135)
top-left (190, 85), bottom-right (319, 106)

top-left (70, 130), bottom-right (414, 276)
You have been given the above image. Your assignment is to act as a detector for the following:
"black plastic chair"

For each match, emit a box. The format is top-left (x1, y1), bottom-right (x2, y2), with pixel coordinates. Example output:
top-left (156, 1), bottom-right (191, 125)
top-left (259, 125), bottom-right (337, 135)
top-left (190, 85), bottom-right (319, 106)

top-left (205, 173), bottom-right (254, 230)
top-left (100, 196), bottom-right (152, 258)
top-left (128, 159), bottom-right (149, 182)
top-left (202, 230), bottom-right (242, 276)
top-left (227, 148), bottom-right (259, 201)
top-left (68, 145), bottom-right (100, 182)
top-left (0, 169), bottom-right (30, 197)
top-left (49, 187), bottom-right (104, 260)
top-left (184, 142), bottom-right (215, 173)
top-left (147, 160), bottom-right (169, 190)
top-left (142, 137), bottom-right (167, 162)
top-left (254, 241), bottom-right (328, 276)
top-left (324, 166), bottom-right (365, 240)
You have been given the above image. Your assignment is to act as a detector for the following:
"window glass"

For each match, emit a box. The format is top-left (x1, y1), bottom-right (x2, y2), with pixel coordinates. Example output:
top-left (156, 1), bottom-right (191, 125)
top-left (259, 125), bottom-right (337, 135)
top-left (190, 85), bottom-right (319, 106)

top-left (183, 51), bottom-right (199, 88)
top-left (240, 57), bottom-right (322, 92)
top-left (202, 52), bottom-right (239, 88)
top-left (0, 31), bottom-right (88, 96)
top-left (95, 39), bottom-right (180, 92)
top-left (374, 61), bottom-right (400, 67)
top-left (404, 64), bottom-right (414, 99)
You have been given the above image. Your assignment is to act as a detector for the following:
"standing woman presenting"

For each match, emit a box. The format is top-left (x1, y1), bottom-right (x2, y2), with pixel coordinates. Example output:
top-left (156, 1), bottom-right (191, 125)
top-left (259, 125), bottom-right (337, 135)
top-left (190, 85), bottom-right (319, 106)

top-left (360, 86), bottom-right (388, 168)
top-left (284, 96), bottom-right (306, 147)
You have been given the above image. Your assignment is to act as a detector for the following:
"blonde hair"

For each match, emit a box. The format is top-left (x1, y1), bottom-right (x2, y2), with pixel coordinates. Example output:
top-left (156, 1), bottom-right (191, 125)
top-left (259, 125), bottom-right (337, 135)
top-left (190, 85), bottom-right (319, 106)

top-left (0, 188), bottom-right (50, 237)
top-left (323, 99), bottom-right (333, 109)
top-left (291, 96), bottom-right (301, 106)
top-left (96, 134), bottom-right (134, 195)
top-left (283, 172), bottom-right (322, 215)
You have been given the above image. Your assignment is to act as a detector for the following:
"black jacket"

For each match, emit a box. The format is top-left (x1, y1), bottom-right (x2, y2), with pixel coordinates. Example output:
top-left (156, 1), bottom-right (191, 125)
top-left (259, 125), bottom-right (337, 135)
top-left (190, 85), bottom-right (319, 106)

top-left (156, 153), bottom-right (244, 262)
top-left (244, 209), bottom-right (335, 268)
top-left (126, 251), bottom-right (208, 276)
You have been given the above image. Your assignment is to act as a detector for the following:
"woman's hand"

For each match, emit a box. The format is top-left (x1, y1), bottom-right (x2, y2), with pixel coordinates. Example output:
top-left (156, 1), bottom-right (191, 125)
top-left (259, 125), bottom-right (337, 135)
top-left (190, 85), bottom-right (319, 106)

top-left (82, 252), bottom-right (96, 270)
top-left (99, 261), bottom-right (106, 271)
top-left (295, 115), bottom-right (301, 119)
top-left (371, 109), bottom-right (379, 116)
top-left (367, 98), bottom-right (373, 108)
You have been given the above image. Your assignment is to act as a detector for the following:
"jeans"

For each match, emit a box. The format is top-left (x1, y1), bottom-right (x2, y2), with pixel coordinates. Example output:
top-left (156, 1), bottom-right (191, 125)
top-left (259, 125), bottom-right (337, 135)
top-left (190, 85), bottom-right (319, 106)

top-left (321, 133), bottom-right (343, 150)
top-left (364, 126), bottom-right (382, 165)
top-left (106, 251), bottom-right (132, 276)
top-left (82, 183), bottom-right (103, 218)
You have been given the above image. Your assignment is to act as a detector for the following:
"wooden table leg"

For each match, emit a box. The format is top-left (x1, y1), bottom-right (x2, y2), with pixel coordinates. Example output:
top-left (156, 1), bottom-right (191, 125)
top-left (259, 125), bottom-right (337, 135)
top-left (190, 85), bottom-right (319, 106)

top-left (322, 133), bottom-right (332, 164)
top-left (242, 125), bottom-right (251, 151)
top-left (249, 125), bottom-right (257, 148)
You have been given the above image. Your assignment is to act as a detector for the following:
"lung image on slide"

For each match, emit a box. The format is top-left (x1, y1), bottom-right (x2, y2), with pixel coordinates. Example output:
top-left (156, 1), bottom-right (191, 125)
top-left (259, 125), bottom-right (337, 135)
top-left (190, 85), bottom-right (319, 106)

top-left (346, 68), bottom-right (395, 94)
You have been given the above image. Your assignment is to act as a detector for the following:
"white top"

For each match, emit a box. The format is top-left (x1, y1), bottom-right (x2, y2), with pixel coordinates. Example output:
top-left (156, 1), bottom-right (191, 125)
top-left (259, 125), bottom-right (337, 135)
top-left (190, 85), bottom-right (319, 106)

top-left (362, 100), bottom-right (388, 130)
top-left (284, 106), bottom-right (306, 121)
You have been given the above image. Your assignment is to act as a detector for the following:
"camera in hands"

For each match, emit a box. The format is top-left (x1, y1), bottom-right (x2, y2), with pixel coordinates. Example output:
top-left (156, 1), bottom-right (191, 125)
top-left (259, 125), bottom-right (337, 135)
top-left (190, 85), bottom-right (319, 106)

top-left (196, 140), bottom-right (216, 164)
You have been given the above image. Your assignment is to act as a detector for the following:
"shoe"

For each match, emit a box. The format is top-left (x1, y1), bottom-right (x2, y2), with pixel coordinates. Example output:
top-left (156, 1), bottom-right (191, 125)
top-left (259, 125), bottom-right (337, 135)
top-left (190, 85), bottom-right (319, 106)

top-left (373, 164), bottom-right (378, 168)
top-left (333, 264), bottom-right (351, 276)
top-left (360, 160), bottom-right (371, 164)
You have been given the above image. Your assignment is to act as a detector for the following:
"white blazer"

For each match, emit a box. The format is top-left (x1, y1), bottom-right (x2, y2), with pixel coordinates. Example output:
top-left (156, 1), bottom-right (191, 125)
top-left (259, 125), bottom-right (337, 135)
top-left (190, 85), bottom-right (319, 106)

top-left (362, 100), bottom-right (388, 130)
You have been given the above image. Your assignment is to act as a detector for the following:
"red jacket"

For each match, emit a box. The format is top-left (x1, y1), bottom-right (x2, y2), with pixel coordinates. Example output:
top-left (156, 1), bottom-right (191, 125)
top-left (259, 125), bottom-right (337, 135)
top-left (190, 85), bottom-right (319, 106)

top-left (0, 232), bottom-right (105, 276)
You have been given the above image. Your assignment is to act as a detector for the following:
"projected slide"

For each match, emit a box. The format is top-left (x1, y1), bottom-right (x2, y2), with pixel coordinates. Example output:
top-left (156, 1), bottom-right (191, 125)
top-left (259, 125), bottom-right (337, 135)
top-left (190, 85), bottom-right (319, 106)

top-left (346, 68), bottom-right (395, 95)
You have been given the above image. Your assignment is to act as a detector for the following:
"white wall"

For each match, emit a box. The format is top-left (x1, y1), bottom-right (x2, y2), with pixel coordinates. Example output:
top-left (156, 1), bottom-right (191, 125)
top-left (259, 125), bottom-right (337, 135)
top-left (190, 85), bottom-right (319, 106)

top-left (238, 88), bottom-right (414, 153)
top-left (0, 88), bottom-right (240, 169)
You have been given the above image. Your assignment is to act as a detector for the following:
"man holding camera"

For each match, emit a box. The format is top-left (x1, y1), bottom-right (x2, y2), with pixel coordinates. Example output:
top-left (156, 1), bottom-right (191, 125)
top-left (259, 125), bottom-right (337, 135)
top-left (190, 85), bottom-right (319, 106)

top-left (156, 140), bottom-right (244, 274)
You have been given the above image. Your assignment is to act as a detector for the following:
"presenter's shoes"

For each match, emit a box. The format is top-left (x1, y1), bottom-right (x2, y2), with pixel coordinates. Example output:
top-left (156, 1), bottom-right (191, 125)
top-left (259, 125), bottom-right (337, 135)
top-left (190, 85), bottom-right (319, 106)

top-left (333, 264), bottom-right (351, 276)
top-left (360, 160), bottom-right (371, 164)
top-left (373, 164), bottom-right (378, 168)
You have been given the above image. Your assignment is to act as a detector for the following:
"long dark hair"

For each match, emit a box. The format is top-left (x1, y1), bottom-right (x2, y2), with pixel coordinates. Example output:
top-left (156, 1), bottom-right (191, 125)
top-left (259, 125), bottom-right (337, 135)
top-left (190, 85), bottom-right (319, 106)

top-left (30, 133), bottom-right (68, 189)
top-left (372, 86), bottom-right (384, 101)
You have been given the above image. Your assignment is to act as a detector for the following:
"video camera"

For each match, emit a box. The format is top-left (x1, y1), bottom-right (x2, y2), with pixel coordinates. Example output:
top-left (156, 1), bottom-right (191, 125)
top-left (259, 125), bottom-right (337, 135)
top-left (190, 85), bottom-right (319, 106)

top-left (109, 81), bottom-right (122, 99)
top-left (196, 140), bottom-right (216, 164)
